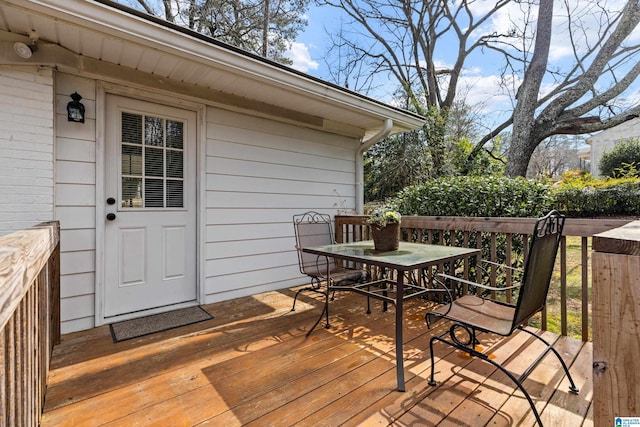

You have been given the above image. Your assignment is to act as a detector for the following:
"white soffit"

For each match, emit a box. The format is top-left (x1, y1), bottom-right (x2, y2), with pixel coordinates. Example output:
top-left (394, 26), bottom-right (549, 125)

top-left (0, 0), bottom-right (425, 139)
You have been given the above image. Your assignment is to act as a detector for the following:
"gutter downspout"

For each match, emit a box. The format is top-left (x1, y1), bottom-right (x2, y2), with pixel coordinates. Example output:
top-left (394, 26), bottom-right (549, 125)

top-left (355, 118), bottom-right (393, 214)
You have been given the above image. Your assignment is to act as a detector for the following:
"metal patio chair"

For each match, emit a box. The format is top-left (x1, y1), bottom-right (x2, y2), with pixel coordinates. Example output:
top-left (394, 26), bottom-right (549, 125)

top-left (291, 211), bottom-right (368, 335)
top-left (425, 210), bottom-right (579, 426)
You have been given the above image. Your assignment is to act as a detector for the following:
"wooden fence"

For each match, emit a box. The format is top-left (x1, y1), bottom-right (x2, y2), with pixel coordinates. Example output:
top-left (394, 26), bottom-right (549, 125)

top-left (0, 222), bottom-right (60, 427)
top-left (335, 215), bottom-right (631, 342)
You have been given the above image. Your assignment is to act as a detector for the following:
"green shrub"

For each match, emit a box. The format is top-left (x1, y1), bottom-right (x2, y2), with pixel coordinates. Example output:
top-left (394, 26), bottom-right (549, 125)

top-left (383, 173), bottom-right (640, 219)
top-left (387, 176), bottom-right (552, 295)
top-left (553, 178), bottom-right (640, 217)
top-left (379, 174), bottom-right (639, 298)
top-left (393, 175), bottom-right (553, 217)
top-left (599, 138), bottom-right (640, 178)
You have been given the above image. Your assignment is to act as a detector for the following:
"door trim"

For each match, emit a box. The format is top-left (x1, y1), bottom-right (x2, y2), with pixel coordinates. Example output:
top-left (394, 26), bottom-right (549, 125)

top-left (95, 81), bottom-right (206, 326)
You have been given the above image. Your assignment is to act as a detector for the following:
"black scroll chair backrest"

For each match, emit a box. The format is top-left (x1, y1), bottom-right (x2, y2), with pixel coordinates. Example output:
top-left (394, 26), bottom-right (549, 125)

top-left (294, 212), bottom-right (335, 278)
top-left (511, 210), bottom-right (565, 330)
top-left (426, 210), bottom-right (578, 427)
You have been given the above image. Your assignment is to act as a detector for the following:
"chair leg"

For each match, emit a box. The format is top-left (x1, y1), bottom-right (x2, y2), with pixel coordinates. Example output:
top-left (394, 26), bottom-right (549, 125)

top-left (428, 331), bottom-right (544, 425)
top-left (291, 277), bottom-right (324, 312)
top-left (428, 326), bottom-right (579, 427)
top-left (306, 286), bottom-right (331, 336)
top-left (517, 326), bottom-right (580, 394)
top-left (428, 335), bottom-right (438, 386)
top-left (477, 346), bottom-right (545, 426)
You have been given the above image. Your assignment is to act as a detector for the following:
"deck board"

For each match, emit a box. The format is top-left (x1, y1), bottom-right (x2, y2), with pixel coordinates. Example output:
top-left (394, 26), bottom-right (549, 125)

top-left (42, 287), bottom-right (592, 426)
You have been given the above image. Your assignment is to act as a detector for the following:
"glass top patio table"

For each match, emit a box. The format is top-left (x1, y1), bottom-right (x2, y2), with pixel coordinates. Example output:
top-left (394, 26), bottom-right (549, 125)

top-left (303, 240), bottom-right (480, 270)
top-left (302, 240), bottom-right (480, 392)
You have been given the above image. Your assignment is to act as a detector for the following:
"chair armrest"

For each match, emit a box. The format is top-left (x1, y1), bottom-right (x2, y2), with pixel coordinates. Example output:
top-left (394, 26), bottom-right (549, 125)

top-left (480, 259), bottom-right (524, 273)
top-left (437, 273), bottom-right (522, 292)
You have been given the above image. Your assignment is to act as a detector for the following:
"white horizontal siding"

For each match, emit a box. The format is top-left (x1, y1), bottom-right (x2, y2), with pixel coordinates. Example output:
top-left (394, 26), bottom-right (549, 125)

top-left (204, 266), bottom-right (302, 295)
top-left (60, 294), bottom-right (94, 328)
top-left (0, 66), bottom-right (54, 236)
top-left (204, 107), bottom-right (360, 303)
top-left (55, 73), bottom-right (98, 334)
top-left (206, 237), bottom-right (294, 259)
top-left (60, 228), bottom-right (96, 251)
top-left (56, 160), bottom-right (96, 184)
top-left (1, 70), bottom-right (363, 333)
top-left (60, 272), bottom-right (95, 298)
top-left (206, 157), bottom-right (355, 184)
top-left (205, 222), bottom-right (290, 242)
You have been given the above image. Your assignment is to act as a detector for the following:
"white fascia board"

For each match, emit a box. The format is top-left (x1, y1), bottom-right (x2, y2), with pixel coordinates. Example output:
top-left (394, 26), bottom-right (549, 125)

top-left (12, 0), bottom-right (424, 133)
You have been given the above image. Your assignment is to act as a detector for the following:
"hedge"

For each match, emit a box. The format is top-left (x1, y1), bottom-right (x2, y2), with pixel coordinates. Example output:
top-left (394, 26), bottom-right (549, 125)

top-left (386, 175), bottom-right (640, 218)
top-left (393, 176), bottom-right (553, 218)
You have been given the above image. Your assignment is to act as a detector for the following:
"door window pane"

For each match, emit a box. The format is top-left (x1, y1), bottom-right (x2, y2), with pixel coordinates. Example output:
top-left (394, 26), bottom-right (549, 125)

top-left (167, 180), bottom-right (184, 208)
top-left (121, 112), bottom-right (185, 209)
top-left (122, 113), bottom-right (142, 144)
top-left (145, 147), bottom-right (164, 177)
top-left (122, 177), bottom-right (142, 207)
top-left (145, 179), bottom-right (164, 207)
top-left (145, 116), bottom-right (164, 146)
top-left (122, 145), bottom-right (142, 176)
top-left (166, 150), bottom-right (183, 178)
top-left (166, 121), bottom-right (184, 149)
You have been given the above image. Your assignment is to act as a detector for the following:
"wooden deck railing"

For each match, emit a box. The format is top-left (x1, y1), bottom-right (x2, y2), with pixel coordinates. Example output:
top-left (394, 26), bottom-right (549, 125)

top-left (335, 215), bottom-right (632, 342)
top-left (0, 221), bottom-right (60, 427)
top-left (592, 220), bottom-right (640, 424)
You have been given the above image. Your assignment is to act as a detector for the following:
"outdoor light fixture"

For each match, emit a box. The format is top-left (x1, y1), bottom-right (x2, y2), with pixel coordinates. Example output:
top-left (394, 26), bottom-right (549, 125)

top-left (13, 30), bottom-right (38, 59)
top-left (67, 92), bottom-right (85, 123)
top-left (13, 41), bottom-right (33, 58)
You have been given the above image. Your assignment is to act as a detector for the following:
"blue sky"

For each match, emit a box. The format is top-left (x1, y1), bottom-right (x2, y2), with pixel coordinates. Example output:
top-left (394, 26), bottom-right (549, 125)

top-left (286, 1), bottom-right (640, 130)
top-left (116, 0), bottom-right (639, 131)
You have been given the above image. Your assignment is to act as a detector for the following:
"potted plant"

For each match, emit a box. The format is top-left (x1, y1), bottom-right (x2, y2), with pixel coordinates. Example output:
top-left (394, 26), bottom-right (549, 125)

top-left (368, 208), bottom-right (401, 251)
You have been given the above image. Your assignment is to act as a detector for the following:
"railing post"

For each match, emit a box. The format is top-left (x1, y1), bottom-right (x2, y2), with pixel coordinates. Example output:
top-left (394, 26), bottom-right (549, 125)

top-left (0, 221), bottom-right (60, 426)
top-left (592, 221), bottom-right (640, 424)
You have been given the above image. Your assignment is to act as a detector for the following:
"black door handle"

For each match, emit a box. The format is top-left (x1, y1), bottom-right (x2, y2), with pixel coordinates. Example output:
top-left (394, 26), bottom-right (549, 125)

top-left (106, 213), bottom-right (116, 221)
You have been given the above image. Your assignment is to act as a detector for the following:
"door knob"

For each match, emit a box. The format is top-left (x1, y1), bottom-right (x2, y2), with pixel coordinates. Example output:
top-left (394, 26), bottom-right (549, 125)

top-left (107, 197), bottom-right (116, 205)
top-left (106, 213), bottom-right (116, 221)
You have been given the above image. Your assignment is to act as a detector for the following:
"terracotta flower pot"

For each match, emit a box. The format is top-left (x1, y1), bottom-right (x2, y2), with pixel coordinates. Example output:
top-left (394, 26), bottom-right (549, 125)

top-left (371, 223), bottom-right (400, 251)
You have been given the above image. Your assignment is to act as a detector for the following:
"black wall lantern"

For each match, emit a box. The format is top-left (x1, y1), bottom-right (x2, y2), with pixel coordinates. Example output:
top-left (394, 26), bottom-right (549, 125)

top-left (67, 92), bottom-right (85, 123)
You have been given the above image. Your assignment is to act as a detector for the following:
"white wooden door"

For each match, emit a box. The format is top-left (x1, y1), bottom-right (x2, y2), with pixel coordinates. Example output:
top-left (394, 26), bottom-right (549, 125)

top-left (104, 95), bottom-right (197, 318)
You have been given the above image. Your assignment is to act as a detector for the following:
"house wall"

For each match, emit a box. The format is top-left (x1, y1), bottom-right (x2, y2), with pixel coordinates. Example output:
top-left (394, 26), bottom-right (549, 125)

top-left (54, 73), bottom-right (98, 333)
top-left (0, 66), bottom-right (54, 235)
top-left (588, 118), bottom-right (640, 176)
top-left (0, 68), bottom-right (359, 333)
top-left (22, 71), bottom-right (359, 334)
top-left (203, 107), bottom-right (358, 303)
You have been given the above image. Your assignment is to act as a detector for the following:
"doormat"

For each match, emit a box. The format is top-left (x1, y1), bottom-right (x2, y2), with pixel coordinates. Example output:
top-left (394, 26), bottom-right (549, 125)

top-left (109, 306), bottom-right (213, 343)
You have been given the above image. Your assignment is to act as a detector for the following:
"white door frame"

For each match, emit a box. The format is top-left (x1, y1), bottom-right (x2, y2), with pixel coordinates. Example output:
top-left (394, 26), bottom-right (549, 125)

top-left (95, 81), bottom-right (207, 325)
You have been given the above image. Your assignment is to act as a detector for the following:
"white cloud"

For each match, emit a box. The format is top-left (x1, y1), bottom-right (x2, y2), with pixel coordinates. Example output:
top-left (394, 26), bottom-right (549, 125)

top-left (477, 0), bottom-right (633, 63)
top-left (286, 42), bottom-right (319, 73)
top-left (459, 73), bottom-right (517, 115)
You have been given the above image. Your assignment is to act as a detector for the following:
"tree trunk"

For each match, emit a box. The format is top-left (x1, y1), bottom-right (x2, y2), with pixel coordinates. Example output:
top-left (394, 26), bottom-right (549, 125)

top-left (262, 0), bottom-right (269, 57)
top-left (505, 0), bottom-right (554, 177)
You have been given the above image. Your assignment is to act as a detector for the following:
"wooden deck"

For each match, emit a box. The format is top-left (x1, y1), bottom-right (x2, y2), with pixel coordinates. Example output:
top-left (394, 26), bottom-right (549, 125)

top-left (42, 287), bottom-right (593, 426)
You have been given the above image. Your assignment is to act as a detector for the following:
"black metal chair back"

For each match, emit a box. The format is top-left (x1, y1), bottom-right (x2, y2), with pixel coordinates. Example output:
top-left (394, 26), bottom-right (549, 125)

top-left (511, 210), bottom-right (565, 330)
top-left (426, 210), bottom-right (577, 426)
top-left (293, 212), bottom-right (335, 278)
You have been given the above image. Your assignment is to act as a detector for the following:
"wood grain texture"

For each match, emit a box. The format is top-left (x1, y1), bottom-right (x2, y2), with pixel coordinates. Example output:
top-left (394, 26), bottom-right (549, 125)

top-left (592, 251), bottom-right (640, 425)
top-left (0, 222), bottom-right (59, 330)
top-left (593, 220), bottom-right (640, 255)
top-left (1, 222), bottom-right (60, 427)
top-left (337, 215), bottom-right (633, 237)
top-left (41, 289), bottom-right (590, 426)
